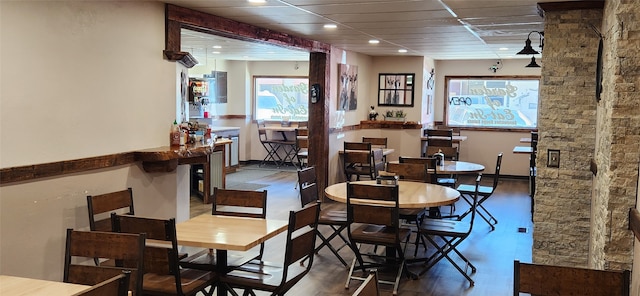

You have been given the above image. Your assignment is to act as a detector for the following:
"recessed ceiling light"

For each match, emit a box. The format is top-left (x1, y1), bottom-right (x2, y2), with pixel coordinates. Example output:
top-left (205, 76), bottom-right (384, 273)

top-left (398, 49), bottom-right (408, 53)
top-left (212, 51), bottom-right (221, 54)
top-left (248, 0), bottom-right (266, 3)
top-left (499, 47), bottom-right (509, 51)
top-left (213, 45), bottom-right (222, 49)
top-left (323, 24), bottom-right (337, 29)
top-left (369, 39), bottom-right (380, 44)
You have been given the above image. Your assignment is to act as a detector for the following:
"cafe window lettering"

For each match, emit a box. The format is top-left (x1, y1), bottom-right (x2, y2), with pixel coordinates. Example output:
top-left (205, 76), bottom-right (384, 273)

top-left (445, 76), bottom-right (539, 129)
top-left (254, 76), bottom-right (309, 121)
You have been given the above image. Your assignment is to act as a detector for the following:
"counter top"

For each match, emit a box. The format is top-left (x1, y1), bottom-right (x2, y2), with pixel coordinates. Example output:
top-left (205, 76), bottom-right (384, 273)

top-left (134, 139), bottom-right (232, 172)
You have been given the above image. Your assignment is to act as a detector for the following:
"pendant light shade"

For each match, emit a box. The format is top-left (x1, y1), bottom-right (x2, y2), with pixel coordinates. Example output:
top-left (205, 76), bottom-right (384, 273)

top-left (517, 38), bottom-right (540, 55)
top-left (526, 56), bottom-right (541, 68)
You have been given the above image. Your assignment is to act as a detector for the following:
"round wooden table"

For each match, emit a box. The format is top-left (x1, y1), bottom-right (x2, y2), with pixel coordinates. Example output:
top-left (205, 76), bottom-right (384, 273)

top-left (324, 180), bottom-right (460, 209)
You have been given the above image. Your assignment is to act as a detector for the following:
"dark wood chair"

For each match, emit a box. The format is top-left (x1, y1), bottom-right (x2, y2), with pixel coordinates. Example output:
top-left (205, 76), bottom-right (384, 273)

top-left (72, 271), bottom-right (131, 296)
top-left (219, 203), bottom-right (320, 296)
top-left (456, 153), bottom-right (502, 230)
top-left (417, 174), bottom-right (482, 286)
top-left (63, 229), bottom-right (145, 296)
top-left (111, 214), bottom-right (215, 296)
top-left (345, 183), bottom-right (411, 296)
top-left (295, 128), bottom-right (309, 168)
top-left (343, 142), bottom-right (384, 181)
top-left (513, 260), bottom-right (630, 296)
top-left (298, 166), bottom-right (349, 267)
top-left (425, 146), bottom-right (459, 161)
top-left (352, 269), bottom-right (379, 296)
top-left (87, 188), bottom-right (134, 233)
top-left (424, 129), bottom-right (453, 147)
top-left (399, 156), bottom-right (456, 218)
top-left (86, 188), bottom-right (135, 265)
top-left (180, 188), bottom-right (268, 271)
top-left (386, 162), bottom-right (432, 255)
top-left (362, 137), bottom-right (387, 149)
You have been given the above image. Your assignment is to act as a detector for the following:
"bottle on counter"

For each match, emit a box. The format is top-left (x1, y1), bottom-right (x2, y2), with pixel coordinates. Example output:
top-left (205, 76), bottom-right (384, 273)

top-left (170, 120), bottom-right (180, 146)
top-left (434, 149), bottom-right (445, 167)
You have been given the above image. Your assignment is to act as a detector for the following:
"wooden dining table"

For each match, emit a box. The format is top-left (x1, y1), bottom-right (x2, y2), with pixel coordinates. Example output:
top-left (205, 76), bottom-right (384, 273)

top-left (175, 214), bottom-right (288, 296)
top-left (324, 180), bottom-right (460, 208)
top-left (0, 275), bottom-right (90, 296)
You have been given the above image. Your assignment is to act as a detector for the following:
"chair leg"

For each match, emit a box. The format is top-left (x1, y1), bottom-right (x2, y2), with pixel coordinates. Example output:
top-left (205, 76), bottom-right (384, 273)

top-left (419, 234), bottom-right (476, 286)
top-left (314, 224), bottom-right (350, 267)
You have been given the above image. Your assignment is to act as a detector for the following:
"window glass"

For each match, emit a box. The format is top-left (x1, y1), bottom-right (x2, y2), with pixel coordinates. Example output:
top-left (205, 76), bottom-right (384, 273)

top-left (445, 77), bottom-right (539, 129)
top-left (254, 76), bottom-right (309, 121)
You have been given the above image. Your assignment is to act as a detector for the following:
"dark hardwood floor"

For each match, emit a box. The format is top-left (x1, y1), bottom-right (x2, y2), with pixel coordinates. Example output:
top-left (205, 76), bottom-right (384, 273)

top-left (190, 164), bottom-right (532, 296)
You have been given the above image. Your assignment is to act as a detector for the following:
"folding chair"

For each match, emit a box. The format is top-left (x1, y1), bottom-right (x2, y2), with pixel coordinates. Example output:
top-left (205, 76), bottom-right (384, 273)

top-left (72, 271), bottom-right (131, 296)
top-left (295, 128), bottom-right (309, 168)
top-left (63, 229), bottom-right (145, 296)
top-left (385, 161), bottom-right (432, 256)
top-left (219, 203), bottom-right (320, 296)
top-left (180, 188), bottom-right (268, 271)
top-left (424, 129), bottom-right (453, 147)
top-left (345, 183), bottom-right (411, 296)
top-left (343, 142), bottom-right (384, 181)
top-left (256, 119), bottom-right (284, 167)
top-left (417, 174), bottom-right (482, 286)
top-left (352, 269), bottom-right (379, 296)
top-left (456, 153), bottom-right (502, 230)
top-left (86, 188), bottom-right (135, 265)
top-left (298, 166), bottom-right (349, 267)
top-left (111, 214), bottom-right (215, 296)
top-left (398, 156), bottom-right (455, 219)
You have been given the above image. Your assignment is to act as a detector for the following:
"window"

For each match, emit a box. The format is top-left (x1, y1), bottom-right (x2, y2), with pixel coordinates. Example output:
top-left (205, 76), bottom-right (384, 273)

top-left (445, 76), bottom-right (539, 129)
top-left (254, 76), bottom-right (309, 121)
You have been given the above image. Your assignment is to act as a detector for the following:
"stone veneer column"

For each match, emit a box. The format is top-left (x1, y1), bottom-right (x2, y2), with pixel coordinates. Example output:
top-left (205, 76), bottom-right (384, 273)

top-left (536, 0), bottom-right (639, 270)
top-left (591, 0), bottom-right (640, 270)
top-left (534, 7), bottom-right (602, 267)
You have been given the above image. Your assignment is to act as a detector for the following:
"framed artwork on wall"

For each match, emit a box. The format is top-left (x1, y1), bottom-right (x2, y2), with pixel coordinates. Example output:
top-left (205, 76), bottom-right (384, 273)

top-left (338, 64), bottom-right (358, 111)
top-left (378, 73), bottom-right (415, 107)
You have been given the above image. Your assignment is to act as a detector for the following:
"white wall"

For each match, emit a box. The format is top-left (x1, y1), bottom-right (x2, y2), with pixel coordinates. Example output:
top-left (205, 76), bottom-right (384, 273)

top-left (0, 1), bottom-right (189, 280)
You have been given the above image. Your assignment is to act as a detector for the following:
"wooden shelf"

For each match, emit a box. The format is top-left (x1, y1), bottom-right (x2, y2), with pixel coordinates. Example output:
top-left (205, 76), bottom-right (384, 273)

top-left (359, 120), bottom-right (422, 129)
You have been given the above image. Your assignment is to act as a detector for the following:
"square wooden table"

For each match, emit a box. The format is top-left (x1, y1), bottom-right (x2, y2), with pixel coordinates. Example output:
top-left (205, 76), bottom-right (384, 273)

top-left (0, 275), bottom-right (90, 296)
top-left (176, 214), bottom-right (288, 296)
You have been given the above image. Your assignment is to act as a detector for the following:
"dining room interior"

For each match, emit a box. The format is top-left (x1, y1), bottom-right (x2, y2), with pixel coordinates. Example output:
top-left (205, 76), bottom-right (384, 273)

top-left (2, 0), bottom-right (640, 295)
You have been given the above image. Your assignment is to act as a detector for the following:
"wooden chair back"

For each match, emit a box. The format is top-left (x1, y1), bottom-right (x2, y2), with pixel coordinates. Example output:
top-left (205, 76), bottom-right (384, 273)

top-left (386, 162), bottom-right (430, 183)
top-left (352, 269), bottom-right (379, 296)
top-left (490, 153), bottom-right (504, 192)
top-left (295, 128), bottom-right (308, 150)
top-left (399, 156), bottom-right (438, 183)
top-left (425, 129), bottom-right (453, 147)
top-left (87, 188), bottom-right (134, 232)
top-left (425, 146), bottom-right (458, 160)
top-left (513, 260), bottom-right (630, 296)
top-left (362, 137), bottom-right (387, 148)
top-left (347, 183), bottom-right (399, 228)
top-left (298, 166), bottom-right (319, 208)
top-left (297, 166), bottom-right (317, 189)
top-left (111, 214), bottom-right (213, 296)
top-left (212, 187), bottom-right (268, 218)
top-left (72, 271), bottom-right (131, 296)
top-left (64, 229), bottom-right (145, 296)
top-left (279, 203), bottom-right (320, 290)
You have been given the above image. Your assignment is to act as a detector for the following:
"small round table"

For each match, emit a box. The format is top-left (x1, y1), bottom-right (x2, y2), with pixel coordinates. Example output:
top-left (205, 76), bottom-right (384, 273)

top-left (438, 160), bottom-right (485, 174)
top-left (324, 180), bottom-right (460, 208)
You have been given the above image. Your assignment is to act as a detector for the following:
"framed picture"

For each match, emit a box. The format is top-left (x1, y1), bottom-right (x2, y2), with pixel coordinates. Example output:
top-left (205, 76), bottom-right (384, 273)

top-left (378, 73), bottom-right (415, 107)
top-left (548, 149), bottom-right (560, 168)
top-left (338, 64), bottom-right (358, 111)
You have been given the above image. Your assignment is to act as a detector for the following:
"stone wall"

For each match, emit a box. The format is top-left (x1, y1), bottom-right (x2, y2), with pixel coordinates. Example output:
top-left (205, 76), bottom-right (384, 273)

top-left (535, 0), bottom-right (640, 270)
top-left (592, 0), bottom-right (640, 270)
top-left (534, 8), bottom-right (601, 267)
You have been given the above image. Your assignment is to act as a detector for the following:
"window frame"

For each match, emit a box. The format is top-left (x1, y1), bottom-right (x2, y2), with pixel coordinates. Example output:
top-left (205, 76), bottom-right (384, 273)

top-left (444, 75), bottom-right (540, 130)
